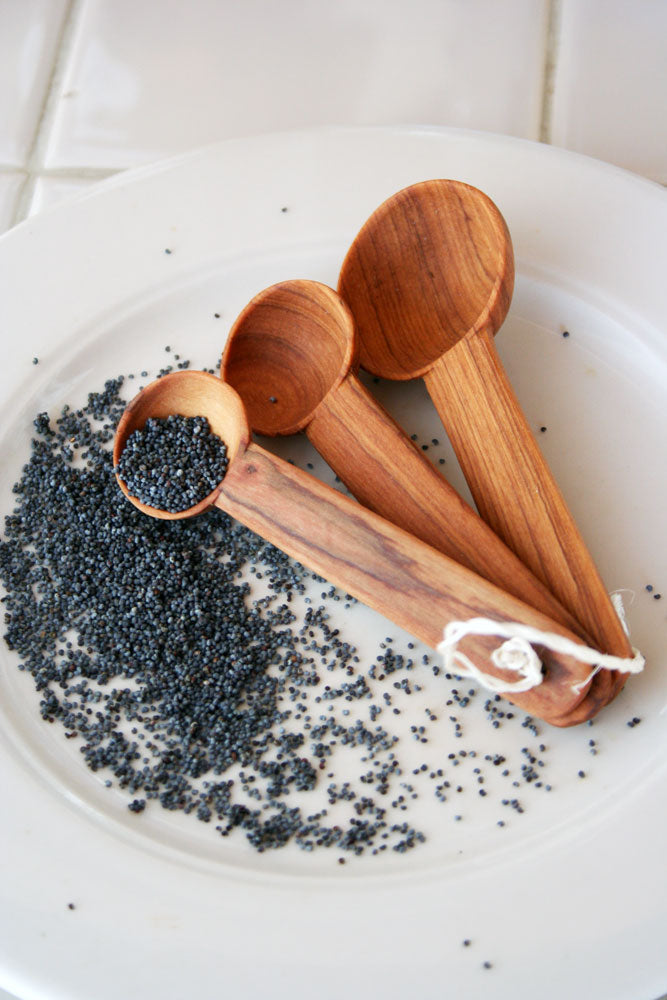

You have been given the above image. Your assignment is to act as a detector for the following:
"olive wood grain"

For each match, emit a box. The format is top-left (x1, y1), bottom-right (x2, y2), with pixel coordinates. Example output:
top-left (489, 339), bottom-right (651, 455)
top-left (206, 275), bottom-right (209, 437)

top-left (338, 179), bottom-right (633, 685)
top-left (222, 279), bottom-right (582, 637)
top-left (114, 371), bottom-right (605, 726)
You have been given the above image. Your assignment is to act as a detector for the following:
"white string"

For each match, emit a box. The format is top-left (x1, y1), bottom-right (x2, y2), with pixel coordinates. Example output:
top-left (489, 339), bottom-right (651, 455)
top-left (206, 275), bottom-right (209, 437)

top-left (436, 594), bottom-right (645, 696)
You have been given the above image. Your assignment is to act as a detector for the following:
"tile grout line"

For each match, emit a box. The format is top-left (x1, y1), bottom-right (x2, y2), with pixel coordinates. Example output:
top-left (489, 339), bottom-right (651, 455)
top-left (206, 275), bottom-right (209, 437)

top-left (11, 0), bottom-right (88, 226)
top-left (539, 0), bottom-right (562, 144)
top-left (3, 164), bottom-right (122, 180)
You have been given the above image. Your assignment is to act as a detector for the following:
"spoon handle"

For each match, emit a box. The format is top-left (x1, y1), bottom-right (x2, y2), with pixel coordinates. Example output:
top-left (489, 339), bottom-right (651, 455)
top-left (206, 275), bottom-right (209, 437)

top-left (215, 439), bottom-right (599, 724)
top-left (307, 371), bottom-right (583, 636)
top-left (424, 327), bottom-right (632, 661)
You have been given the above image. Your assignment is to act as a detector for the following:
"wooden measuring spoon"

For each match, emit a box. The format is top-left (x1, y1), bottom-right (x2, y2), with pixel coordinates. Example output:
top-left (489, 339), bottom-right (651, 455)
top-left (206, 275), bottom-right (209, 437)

top-left (338, 179), bottom-right (632, 682)
top-left (221, 278), bottom-right (581, 635)
top-left (113, 370), bottom-right (604, 725)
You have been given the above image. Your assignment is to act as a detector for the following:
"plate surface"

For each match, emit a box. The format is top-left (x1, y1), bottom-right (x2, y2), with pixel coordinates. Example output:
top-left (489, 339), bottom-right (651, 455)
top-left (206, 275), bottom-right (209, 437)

top-left (0, 126), bottom-right (666, 1000)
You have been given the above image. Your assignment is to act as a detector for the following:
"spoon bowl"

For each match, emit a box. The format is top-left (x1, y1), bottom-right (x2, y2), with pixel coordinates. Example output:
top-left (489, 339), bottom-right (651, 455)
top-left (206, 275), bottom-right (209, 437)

top-left (113, 369), bottom-right (249, 520)
top-left (223, 280), bottom-right (355, 436)
top-left (339, 179), bottom-right (514, 380)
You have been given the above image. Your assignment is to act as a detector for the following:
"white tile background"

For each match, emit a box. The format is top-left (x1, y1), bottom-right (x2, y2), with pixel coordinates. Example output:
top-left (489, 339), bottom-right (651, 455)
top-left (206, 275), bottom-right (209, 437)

top-left (0, 0), bottom-right (666, 238)
top-left (0, 1), bottom-right (665, 998)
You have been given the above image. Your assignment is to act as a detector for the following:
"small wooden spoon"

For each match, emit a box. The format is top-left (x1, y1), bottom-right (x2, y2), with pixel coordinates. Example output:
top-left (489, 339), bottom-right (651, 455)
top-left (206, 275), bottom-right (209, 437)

top-left (113, 370), bottom-right (601, 725)
top-left (221, 278), bottom-right (580, 634)
top-left (338, 179), bottom-right (632, 681)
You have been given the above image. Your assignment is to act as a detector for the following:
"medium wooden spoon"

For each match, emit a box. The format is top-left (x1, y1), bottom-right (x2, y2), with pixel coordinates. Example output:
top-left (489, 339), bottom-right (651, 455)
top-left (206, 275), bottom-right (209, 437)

top-left (338, 179), bottom-right (632, 686)
top-left (113, 370), bottom-right (603, 725)
top-left (221, 278), bottom-right (581, 634)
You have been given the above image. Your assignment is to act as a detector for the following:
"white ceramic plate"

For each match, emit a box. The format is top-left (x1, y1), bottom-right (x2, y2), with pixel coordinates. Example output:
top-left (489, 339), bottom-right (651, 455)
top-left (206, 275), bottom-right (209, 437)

top-left (0, 127), bottom-right (666, 1000)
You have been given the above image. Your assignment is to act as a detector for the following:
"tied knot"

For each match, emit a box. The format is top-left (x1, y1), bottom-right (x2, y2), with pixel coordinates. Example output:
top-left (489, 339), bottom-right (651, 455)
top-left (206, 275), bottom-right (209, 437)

top-left (491, 636), bottom-right (543, 686)
top-left (438, 619), bottom-right (546, 694)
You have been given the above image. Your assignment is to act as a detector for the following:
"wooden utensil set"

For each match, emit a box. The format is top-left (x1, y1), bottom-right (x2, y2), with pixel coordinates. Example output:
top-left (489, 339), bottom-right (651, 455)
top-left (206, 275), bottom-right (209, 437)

top-left (115, 179), bottom-right (644, 726)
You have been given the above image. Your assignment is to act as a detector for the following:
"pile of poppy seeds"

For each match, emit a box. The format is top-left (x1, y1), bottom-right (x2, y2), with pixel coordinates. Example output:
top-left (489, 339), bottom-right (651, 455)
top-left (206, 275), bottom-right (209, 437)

top-left (0, 357), bottom-right (640, 860)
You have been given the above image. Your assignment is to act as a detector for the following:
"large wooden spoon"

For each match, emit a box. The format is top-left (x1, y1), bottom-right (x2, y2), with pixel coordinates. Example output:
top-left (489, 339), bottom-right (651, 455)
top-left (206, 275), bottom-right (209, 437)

top-left (338, 179), bottom-right (632, 687)
top-left (113, 370), bottom-right (605, 725)
top-left (221, 278), bottom-right (581, 634)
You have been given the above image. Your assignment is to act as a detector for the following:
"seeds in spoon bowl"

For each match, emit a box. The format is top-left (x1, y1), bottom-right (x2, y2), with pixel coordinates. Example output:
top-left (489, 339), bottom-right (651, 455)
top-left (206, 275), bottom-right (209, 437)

top-left (115, 414), bottom-right (229, 513)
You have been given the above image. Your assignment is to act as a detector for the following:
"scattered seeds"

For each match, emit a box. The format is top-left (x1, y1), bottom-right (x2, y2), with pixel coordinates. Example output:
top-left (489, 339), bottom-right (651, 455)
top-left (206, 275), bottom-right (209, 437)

top-left (0, 355), bottom-right (650, 860)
